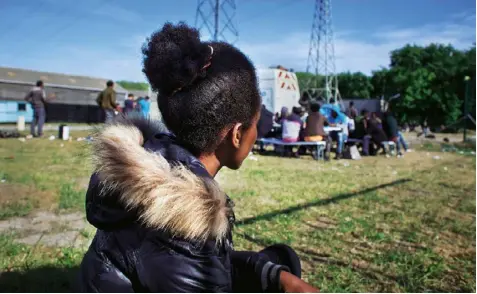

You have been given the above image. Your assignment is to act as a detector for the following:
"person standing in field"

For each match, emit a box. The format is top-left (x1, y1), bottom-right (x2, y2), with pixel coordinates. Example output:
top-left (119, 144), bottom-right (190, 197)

top-left (137, 96), bottom-right (151, 119)
top-left (97, 80), bottom-right (118, 123)
top-left (123, 93), bottom-right (136, 116)
top-left (24, 80), bottom-right (54, 137)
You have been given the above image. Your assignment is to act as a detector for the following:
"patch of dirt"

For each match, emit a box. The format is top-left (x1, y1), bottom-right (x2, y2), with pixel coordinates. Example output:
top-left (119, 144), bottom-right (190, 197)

top-left (0, 183), bottom-right (57, 210)
top-left (433, 230), bottom-right (476, 258)
top-left (0, 184), bottom-right (31, 204)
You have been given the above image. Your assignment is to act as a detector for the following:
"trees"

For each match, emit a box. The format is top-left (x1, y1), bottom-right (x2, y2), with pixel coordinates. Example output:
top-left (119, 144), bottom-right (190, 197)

top-left (116, 80), bottom-right (149, 91)
top-left (293, 43), bottom-right (475, 127)
top-left (387, 44), bottom-right (474, 127)
top-left (336, 72), bottom-right (373, 99)
top-left (295, 72), bottom-right (324, 94)
top-left (370, 67), bottom-right (394, 99)
top-left (296, 71), bottom-right (373, 99)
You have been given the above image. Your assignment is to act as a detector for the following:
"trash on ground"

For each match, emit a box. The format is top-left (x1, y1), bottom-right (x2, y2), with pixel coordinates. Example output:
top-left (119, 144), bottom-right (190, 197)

top-left (18, 138), bottom-right (26, 142)
top-left (248, 156), bottom-right (258, 161)
top-left (49, 135), bottom-right (55, 140)
top-left (433, 155), bottom-right (441, 160)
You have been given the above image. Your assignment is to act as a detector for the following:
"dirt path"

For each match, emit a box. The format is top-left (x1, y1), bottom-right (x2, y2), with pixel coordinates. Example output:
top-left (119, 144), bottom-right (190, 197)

top-left (0, 211), bottom-right (94, 249)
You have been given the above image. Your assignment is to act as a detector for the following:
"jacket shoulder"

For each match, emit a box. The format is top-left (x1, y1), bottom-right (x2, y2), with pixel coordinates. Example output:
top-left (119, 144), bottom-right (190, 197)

top-left (137, 233), bottom-right (232, 292)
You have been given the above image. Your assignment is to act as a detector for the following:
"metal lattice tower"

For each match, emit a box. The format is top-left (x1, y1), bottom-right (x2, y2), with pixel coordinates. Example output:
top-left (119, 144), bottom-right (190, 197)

top-left (305, 0), bottom-right (340, 104)
top-left (195, 0), bottom-right (238, 44)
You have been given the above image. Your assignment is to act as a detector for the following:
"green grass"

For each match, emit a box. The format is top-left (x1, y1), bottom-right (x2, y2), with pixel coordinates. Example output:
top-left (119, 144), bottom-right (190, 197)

top-left (0, 201), bottom-right (33, 220)
top-left (0, 128), bottom-right (475, 292)
top-left (58, 183), bottom-right (85, 210)
top-left (0, 233), bottom-right (83, 292)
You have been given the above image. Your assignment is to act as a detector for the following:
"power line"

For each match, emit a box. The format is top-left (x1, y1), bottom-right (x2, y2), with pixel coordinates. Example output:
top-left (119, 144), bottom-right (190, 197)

top-left (196, 0), bottom-right (238, 44)
top-left (305, 0), bottom-right (340, 103)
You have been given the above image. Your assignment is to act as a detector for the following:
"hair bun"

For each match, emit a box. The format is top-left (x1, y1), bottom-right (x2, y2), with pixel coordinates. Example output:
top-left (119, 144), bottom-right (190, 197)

top-left (142, 22), bottom-right (211, 96)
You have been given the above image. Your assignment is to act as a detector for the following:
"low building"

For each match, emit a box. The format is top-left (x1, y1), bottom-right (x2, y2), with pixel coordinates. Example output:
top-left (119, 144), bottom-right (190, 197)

top-left (0, 66), bottom-right (128, 123)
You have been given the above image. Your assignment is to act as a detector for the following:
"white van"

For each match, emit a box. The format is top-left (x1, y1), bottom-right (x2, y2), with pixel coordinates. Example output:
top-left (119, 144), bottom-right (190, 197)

top-left (257, 68), bottom-right (301, 114)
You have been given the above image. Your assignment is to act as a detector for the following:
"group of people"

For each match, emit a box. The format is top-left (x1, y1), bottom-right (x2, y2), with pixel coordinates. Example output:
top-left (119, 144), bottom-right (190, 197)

top-left (96, 80), bottom-right (151, 123)
top-left (257, 99), bottom-right (411, 160)
top-left (24, 79), bottom-right (152, 138)
top-left (349, 105), bottom-right (411, 157)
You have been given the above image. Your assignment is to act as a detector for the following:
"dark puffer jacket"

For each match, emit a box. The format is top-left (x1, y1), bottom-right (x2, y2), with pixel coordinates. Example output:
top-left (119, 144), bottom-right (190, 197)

top-left (78, 118), bottom-right (292, 292)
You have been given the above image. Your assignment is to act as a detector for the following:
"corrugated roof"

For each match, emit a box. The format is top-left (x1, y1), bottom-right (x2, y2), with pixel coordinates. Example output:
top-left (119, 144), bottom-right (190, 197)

top-left (0, 66), bottom-right (127, 93)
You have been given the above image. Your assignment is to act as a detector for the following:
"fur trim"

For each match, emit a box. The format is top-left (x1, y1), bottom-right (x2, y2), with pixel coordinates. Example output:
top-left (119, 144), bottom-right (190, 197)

top-left (92, 120), bottom-right (229, 243)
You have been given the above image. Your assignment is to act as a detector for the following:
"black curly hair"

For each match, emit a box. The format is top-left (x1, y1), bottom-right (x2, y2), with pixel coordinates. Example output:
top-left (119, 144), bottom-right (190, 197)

top-left (142, 22), bottom-right (261, 155)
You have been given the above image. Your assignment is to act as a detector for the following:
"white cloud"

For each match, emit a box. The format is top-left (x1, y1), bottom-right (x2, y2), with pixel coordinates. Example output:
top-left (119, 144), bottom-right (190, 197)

top-left (1, 12), bottom-right (474, 83)
top-left (238, 18), bottom-right (476, 75)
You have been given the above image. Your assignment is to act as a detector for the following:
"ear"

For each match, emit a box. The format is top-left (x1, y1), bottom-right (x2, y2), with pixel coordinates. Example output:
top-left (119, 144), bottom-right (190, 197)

top-left (230, 123), bottom-right (243, 149)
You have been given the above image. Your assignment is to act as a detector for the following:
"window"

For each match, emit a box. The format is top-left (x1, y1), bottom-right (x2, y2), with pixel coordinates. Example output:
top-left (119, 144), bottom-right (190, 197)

top-left (18, 103), bottom-right (26, 111)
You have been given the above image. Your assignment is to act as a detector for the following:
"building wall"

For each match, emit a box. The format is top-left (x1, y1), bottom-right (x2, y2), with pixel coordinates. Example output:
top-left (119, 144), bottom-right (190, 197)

top-left (0, 82), bottom-right (126, 106)
top-left (45, 104), bottom-right (104, 123)
top-left (0, 81), bottom-right (127, 123)
top-left (0, 100), bottom-right (33, 123)
top-left (341, 99), bottom-right (381, 114)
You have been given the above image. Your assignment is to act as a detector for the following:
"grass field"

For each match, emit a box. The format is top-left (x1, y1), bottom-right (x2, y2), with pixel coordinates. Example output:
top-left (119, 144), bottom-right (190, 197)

top-left (0, 129), bottom-right (475, 292)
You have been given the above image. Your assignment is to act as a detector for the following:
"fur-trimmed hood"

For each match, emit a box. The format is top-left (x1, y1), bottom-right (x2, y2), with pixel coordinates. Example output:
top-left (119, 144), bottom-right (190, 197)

top-left (86, 117), bottom-right (231, 243)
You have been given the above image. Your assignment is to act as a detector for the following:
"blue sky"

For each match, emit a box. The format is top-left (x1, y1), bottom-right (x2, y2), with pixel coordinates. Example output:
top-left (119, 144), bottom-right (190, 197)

top-left (0, 0), bottom-right (475, 82)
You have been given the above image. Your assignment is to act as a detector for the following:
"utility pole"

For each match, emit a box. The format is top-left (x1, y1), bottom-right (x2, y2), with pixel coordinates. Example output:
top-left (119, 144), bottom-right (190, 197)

top-left (195, 0), bottom-right (238, 44)
top-left (305, 0), bottom-right (340, 105)
top-left (214, 0), bottom-right (219, 41)
top-left (464, 76), bottom-right (470, 142)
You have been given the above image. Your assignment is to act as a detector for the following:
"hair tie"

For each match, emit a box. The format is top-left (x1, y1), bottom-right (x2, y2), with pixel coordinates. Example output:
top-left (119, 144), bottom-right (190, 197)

top-left (201, 45), bottom-right (214, 70)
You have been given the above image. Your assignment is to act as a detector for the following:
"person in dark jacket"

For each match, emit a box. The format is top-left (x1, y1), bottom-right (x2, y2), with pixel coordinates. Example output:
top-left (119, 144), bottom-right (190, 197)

top-left (383, 111), bottom-right (405, 157)
top-left (257, 104), bottom-right (274, 139)
top-left (124, 93), bottom-right (136, 115)
top-left (345, 101), bottom-right (358, 119)
top-left (350, 109), bottom-right (371, 156)
top-left (367, 112), bottom-right (388, 155)
top-left (24, 80), bottom-right (53, 137)
top-left (79, 22), bottom-right (317, 293)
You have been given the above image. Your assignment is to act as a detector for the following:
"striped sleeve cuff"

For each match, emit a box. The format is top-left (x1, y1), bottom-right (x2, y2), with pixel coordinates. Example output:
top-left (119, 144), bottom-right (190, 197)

top-left (260, 261), bottom-right (290, 292)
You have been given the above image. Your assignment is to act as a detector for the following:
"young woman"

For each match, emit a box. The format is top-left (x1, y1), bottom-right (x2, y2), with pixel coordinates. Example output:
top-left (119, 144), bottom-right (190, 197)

top-left (79, 23), bottom-right (317, 293)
